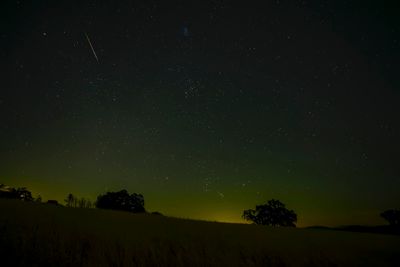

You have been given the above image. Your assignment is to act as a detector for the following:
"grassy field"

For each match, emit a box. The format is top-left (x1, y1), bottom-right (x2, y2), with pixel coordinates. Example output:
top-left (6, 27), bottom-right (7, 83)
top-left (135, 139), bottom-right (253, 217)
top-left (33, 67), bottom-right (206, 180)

top-left (0, 199), bottom-right (399, 266)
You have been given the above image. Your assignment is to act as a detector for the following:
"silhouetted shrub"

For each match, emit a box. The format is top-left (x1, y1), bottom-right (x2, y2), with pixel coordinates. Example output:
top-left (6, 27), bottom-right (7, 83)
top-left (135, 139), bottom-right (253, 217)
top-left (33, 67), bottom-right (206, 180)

top-left (243, 199), bottom-right (297, 227)
top-left (35, 195), bottom-right (42, 203)
top-left (96, 190), bottom-right (145, 213)
top-left (381, 209), bottom-right (400, 226)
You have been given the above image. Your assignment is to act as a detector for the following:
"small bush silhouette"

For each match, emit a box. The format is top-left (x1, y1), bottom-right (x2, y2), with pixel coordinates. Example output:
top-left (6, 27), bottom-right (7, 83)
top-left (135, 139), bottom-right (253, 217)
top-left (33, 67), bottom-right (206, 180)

top-left (96, 189), bottom-right (145, 213)
top-left (243, 199), bottom-right (297, 227)
top-left (380, 209), bottom-right (400, 226)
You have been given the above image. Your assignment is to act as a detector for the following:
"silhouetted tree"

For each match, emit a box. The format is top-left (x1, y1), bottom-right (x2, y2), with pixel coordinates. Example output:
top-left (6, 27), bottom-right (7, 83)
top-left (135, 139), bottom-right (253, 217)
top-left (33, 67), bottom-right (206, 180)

top-left (64, 194), bottom-right (94, 208)
top-left (381, 209), bottom-right (400, 226)
top-left (15, 188), bottom-right (33, 201)
top-left (1, 187), bottom-right (34, 201)
top-left (96, 190), bottom-right (145, 213)
top-left (1, 185), bottom-right (32, 201)
top-left (64, 193), bottom-right (75, 207)
top-left (78, 197), bottom-right (87, 208)
top-left (35, 195), bottom-right (42, 203)
top-left (243, 199), bottom-right (297, 227)
top-left (86, 199), bottom-right (93, 208)
top-left (73, 197), bottom-right (78, 208)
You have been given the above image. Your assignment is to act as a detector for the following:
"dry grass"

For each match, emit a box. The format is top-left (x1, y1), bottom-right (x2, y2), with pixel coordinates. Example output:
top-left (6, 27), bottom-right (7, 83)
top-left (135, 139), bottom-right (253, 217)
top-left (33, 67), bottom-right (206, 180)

top-left (0, 199), bottom-right (399, 266)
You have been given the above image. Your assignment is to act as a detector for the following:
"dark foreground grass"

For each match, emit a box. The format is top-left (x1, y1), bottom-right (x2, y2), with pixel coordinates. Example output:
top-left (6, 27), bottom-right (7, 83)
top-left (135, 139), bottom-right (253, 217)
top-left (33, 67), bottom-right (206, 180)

top-left (0, 199), bottom-right (399, 266)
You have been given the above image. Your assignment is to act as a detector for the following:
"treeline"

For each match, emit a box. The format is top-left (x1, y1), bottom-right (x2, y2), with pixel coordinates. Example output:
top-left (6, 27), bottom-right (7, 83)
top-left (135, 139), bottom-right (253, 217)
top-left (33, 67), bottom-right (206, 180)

top-left (64, 193), bottom-right (93, 209)
top-left (0, 184), bottom-right (35, 202)
top-left (0, 184), bottom-right (152, 215)
top-left (1, 183), bottom-right (399, 228)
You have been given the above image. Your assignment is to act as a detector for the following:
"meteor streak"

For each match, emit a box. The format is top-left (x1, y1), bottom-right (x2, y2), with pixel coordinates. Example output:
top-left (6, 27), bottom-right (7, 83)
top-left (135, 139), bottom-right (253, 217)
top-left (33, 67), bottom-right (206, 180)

top-left (85, 32), bottom-right (99, 63)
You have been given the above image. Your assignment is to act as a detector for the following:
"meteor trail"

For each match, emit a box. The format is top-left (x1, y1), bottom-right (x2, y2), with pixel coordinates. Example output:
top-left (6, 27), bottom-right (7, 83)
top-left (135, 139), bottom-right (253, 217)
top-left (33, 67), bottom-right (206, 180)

top-left (84, 32), bottom-right (99, 63)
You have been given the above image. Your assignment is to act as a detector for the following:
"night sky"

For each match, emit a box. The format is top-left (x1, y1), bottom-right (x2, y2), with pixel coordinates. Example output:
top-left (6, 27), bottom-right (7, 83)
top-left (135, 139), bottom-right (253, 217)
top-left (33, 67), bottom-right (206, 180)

top-left (1, 0), bottom-right (399, 226)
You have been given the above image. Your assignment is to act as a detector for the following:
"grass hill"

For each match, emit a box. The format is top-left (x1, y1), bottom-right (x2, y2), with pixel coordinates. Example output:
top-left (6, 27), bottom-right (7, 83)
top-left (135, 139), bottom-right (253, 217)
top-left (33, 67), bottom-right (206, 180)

top-left (307, 225), bottom-right (400, 236)
top-left (0, 199), bottom-right (399, 266)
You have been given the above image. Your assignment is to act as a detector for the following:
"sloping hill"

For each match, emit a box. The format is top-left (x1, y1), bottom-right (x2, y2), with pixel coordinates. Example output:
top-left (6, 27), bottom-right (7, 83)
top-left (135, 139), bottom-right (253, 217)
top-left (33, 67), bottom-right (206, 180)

top-left (0, 199), bottom-right (399, 266)
top-left (307, 225), bottom-right (400, 236)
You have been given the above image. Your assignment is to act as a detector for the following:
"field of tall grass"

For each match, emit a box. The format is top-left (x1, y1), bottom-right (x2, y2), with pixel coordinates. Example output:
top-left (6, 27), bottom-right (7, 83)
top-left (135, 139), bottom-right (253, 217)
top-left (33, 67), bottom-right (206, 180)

top-left (0, 199), bottom-right (399, 266)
